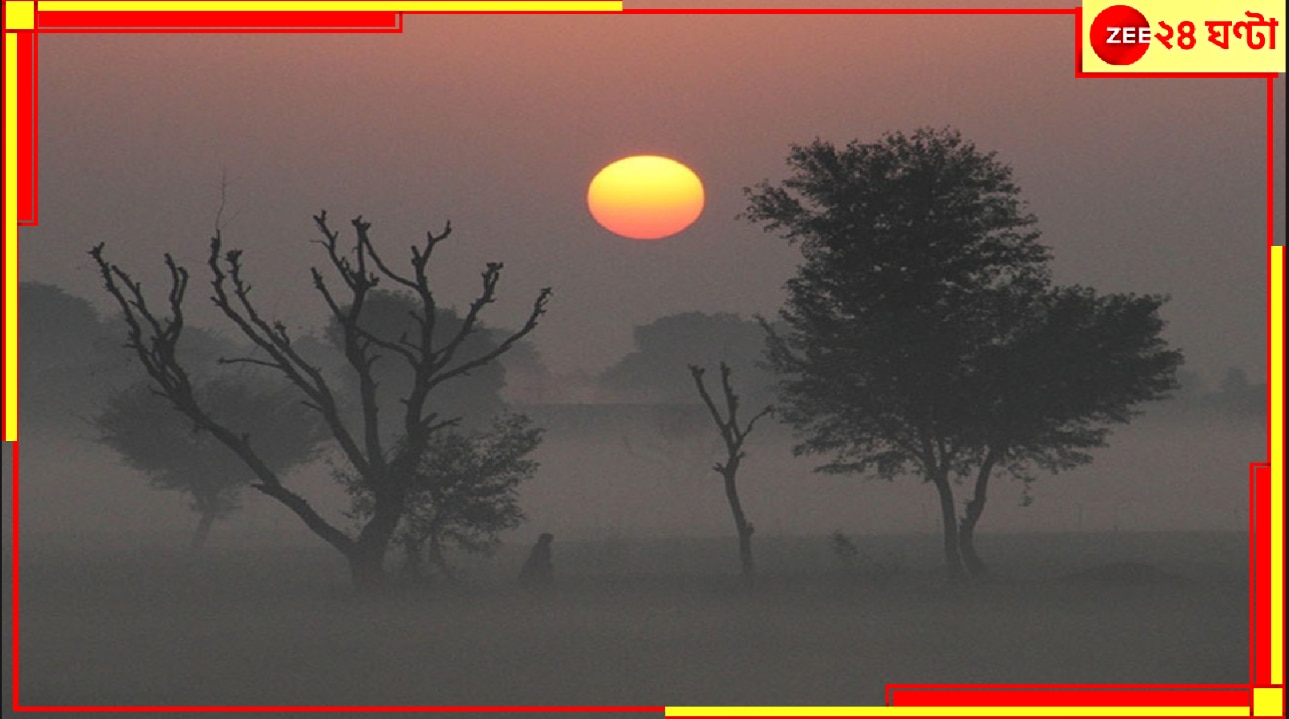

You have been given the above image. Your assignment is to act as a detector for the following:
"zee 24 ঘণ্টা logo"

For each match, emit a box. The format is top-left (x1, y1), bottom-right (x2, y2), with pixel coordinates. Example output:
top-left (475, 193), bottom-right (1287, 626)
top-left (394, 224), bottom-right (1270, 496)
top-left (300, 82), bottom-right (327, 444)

top-left (1089, 3), bottom-right (1279, 66)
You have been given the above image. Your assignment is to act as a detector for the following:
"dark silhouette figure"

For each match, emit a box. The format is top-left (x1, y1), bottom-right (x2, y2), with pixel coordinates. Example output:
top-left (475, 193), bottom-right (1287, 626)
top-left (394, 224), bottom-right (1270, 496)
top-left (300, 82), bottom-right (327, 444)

top-left (519, 533), bottom-right (555, 586)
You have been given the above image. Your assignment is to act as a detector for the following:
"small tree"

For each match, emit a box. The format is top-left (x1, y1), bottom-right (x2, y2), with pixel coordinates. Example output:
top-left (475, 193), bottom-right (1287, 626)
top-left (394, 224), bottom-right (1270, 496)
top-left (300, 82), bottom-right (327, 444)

top-left (20, 282), bottom-right (138, 429)
top-left (689, 363), bottom-right (772, 582)
top-left (90, 212), bottom-right (551, 589)
top-left (95, 377), bottom-right (326, 550)
top-left (345, 413), bottom-right (543, 578)
top-left (744, 128), bottom-right (1181, 578)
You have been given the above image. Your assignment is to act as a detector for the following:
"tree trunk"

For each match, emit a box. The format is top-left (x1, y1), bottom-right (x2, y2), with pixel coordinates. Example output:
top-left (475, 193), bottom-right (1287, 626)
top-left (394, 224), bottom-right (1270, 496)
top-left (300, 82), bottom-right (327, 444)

top-left (959, 450), bottom-right (999, 577)
top-left (400, 535), bottom-right (424, 577)
top-left (958, 514), bottom-right (984, 577)
top-left (347, 542), bottom-right (387, 590)
top-left (737, 526), bottom-right (755, 581)
top-left (347, 489), bottom-right (404, 591)
top-left (427, 533), bottom-right (452, 579)
top-left (189, 510), bottom-right (216, 553)
top-left (723, 470), bottom-right (755, 582)
top-left (930, 472), bottom-right (964, 580)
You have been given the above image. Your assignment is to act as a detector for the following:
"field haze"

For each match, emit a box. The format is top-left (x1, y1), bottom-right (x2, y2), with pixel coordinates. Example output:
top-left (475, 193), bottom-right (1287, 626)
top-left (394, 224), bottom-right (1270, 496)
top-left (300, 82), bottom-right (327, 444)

top-left (7, 531), bottom-right (1249, 709)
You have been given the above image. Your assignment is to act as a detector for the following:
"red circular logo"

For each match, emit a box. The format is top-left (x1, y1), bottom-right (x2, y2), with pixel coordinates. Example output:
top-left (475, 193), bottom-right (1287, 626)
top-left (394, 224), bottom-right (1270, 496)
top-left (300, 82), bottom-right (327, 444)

top-left (1090, 5), bottom-right (1151, 65)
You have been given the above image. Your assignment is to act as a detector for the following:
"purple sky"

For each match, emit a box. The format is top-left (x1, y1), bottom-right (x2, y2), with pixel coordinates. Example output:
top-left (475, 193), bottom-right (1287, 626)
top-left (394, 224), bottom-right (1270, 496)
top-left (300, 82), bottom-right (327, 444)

top-left (21, 5), bottom-right (1284, 383)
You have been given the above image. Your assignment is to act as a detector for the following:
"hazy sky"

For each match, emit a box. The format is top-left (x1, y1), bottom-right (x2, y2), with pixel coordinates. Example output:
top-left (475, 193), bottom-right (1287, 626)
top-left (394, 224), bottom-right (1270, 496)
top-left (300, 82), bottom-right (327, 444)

top-left (20, 3), bottom-right (1285, 383)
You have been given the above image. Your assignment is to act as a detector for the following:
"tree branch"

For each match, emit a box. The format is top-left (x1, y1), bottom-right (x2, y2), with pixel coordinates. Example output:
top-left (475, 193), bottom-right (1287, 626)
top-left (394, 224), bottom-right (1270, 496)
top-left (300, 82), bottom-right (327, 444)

top-left (89, 243), bottom-right (355, 555)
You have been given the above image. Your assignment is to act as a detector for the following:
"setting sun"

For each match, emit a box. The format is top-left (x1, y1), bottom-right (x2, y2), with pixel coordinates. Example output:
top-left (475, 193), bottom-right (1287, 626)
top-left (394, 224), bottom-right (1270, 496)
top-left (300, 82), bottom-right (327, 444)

top-left (586, 155), bottom-right (705, 240)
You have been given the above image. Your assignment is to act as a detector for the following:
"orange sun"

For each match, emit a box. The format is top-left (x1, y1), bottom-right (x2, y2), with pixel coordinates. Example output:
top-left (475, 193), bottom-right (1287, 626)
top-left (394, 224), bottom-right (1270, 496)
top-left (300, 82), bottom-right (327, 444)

top-left (587, 155), bottom-right (705, 240)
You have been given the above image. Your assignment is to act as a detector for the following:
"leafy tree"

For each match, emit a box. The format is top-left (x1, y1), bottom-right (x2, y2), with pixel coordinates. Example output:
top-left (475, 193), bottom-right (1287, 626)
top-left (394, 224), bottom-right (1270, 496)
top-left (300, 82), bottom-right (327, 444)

top-left (90, 212), bottom-right (550, 589)
top-left (689, 363), bottom-right (772, 582)
top-left (601, 312), bottom-right (776, 406)
top-left (19, 282), bottom-right (239, 431)
top-left (744, 128), bottom-right (1181, 578)
top-left (345, 413), bottom-right (543, 578)
top-left (953, 284), bottom-right (1182, 572)
top-left (19, 282), bottom-right (130, 428)
top-left (94, 376), bottom-right (326, 550)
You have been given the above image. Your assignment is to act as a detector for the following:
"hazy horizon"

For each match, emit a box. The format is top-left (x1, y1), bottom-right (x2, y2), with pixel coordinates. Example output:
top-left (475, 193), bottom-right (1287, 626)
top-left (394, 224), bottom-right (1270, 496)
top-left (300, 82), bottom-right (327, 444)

top-left (12, 4), bottom-right (1279, 543)
top-left (18, 10), bottom-right (1284, 381)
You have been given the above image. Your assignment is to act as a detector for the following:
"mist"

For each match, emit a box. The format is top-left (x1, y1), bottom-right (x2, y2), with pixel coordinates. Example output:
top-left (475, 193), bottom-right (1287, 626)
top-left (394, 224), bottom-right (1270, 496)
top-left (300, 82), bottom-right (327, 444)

top-left (7, 3), bottom-right (1276, 711)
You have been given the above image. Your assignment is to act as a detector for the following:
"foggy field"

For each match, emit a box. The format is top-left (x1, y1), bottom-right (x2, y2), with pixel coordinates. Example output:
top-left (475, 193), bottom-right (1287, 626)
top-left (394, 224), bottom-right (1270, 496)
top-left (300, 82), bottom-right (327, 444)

top-left (9, 531), bottom-right (1248, 708)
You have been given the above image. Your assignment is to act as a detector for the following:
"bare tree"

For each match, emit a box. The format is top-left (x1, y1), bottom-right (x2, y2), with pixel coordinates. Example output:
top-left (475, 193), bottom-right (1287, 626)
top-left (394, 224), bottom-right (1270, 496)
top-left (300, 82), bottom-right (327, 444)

top-left (89, 212), bottom-right (551, 589)
top-left (689, 363), bottom-right (772, 582)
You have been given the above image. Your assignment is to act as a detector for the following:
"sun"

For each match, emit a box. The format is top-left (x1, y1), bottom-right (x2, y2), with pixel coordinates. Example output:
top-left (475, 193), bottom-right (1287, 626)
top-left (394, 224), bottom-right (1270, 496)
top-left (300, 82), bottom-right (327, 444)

top-left (587, 155), bottom-right (705, 240)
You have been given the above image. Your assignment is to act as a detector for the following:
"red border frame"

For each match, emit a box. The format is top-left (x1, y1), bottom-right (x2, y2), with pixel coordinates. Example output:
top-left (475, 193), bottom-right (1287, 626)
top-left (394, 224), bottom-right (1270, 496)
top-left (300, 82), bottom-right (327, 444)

top-left (3, 3), bottom-right (1281, 715)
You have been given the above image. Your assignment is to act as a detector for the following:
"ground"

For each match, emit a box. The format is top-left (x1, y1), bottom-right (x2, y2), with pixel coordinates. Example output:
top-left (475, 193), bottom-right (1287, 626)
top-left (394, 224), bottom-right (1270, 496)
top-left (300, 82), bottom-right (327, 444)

top-left (5, 531), bottom-right (1248, 710)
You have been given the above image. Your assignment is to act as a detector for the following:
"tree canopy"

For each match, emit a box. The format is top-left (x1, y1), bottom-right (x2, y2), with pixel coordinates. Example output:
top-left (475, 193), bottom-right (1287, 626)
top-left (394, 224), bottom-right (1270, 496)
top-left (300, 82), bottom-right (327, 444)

top-left (95, 376), bottom-right (327, 549)
top-left (744, 128), bottom-right (1182, 577)
top-left (601, 311), bottom-right (776, 406)
top-left (20, 282), bottom-right (132, 428)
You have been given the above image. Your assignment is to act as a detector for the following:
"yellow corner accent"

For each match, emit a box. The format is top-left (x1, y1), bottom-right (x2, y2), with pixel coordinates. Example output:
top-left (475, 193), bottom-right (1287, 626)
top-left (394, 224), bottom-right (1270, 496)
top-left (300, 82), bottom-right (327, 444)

top-left (1254, 687), bottom-right (1284, 716)
top-left (4, 1), bottom-right (36, 30)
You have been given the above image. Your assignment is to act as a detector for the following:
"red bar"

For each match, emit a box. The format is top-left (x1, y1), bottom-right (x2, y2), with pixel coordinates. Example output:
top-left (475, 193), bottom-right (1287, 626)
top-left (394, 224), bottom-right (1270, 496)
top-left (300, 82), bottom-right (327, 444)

top-left (16, 31), bottom-right (35, 225)
top-left (9, 706), bottom-right (660, 713)
top-left (36, 11), bottom-right (401, 32)
top-left (889, 688), bottom-right (1251, 707)
top-left (1254, 463), bottom-right (1272, 686)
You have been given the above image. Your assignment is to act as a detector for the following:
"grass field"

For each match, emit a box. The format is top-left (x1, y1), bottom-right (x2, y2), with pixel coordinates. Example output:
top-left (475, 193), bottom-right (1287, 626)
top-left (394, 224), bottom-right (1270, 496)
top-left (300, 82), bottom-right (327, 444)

top-left (4, 531), bottom-right (1249, 710)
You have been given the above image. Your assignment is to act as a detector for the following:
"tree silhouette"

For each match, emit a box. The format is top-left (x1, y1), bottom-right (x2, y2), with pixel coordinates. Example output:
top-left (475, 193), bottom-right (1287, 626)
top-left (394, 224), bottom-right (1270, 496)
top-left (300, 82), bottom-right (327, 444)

top-left (90, 212), bottom-right (551, 589)
top-left (344, 412), bottom-right (542, 578)
top-left (689, 363), bottom-right (772, 582)
top-left (602, 312), bottom-right (776, 405)
top-left (94, 376), bottom-right (326, 550)
top-left (745, 128), bottom-right (1181, 578)
top-left (20, 282), bottom-right (133, 429)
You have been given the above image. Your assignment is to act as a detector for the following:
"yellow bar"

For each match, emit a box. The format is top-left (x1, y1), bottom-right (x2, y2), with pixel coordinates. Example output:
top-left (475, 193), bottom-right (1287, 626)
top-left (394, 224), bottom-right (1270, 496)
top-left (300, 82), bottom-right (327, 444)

top-left (39, 1), bottom-right (621, 11)
top-left (1254, 688), bottom-right (1284, 717)
top-left (5, 1), bottom-right (36, 30)
top-left (3, 32), bottom-right (18, 443)
top-left (666, 707), bottom-right (1250, 717)
top-left (1271, 244), bottom-right (1285, 686)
